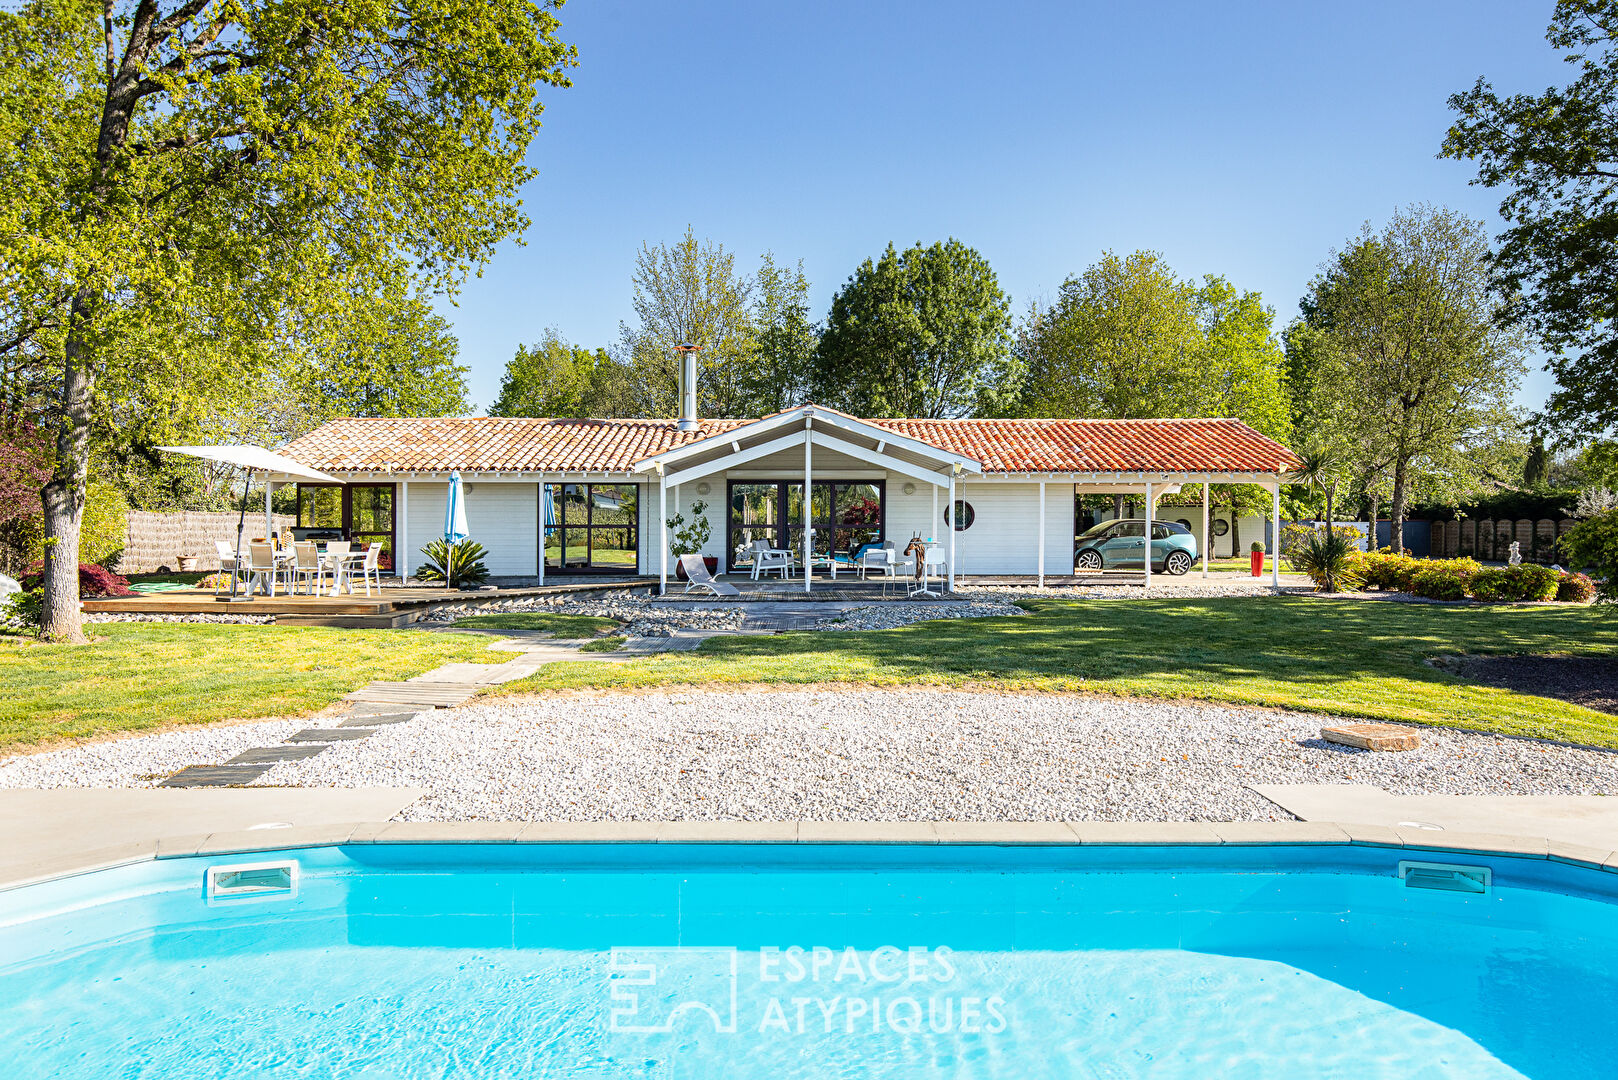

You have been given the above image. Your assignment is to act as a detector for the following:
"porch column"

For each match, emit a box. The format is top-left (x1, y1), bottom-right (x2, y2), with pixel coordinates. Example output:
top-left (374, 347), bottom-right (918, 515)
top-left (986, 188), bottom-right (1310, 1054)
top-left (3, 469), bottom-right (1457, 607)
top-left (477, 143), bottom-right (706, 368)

top-left (263, 480), bottom-right (273, 542)
top-left (1201, 480), bottom-right (1209, 579)
top-left (1271, 481), bottom-right (1282, 587)
top-left (947, 473), bottom-right (956, 591)
top-left (398, 481), bottom-right (410, 579)
top-left (1143, 480), bottom-right (1154, 590)
top-left (1037, 480), bottom-right (1046, 587)
top-left (659, 474), bottom-right (668, 596)
top-left (803, 430), bottom-right (813, 593)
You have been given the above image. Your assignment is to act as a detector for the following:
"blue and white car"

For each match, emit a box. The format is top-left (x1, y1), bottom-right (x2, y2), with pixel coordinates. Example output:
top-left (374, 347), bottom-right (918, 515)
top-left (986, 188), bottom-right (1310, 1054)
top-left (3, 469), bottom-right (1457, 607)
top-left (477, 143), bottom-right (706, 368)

top-left (1074, 519), bottom-right (1198, 575)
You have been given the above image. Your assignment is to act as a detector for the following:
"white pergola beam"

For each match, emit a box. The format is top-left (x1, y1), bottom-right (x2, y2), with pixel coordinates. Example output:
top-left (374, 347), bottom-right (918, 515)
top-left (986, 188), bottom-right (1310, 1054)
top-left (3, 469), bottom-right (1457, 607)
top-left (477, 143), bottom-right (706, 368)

top-left (808, 430), bottom-right (952, 487)
top-left (663, 431), bottom-right (808, 488)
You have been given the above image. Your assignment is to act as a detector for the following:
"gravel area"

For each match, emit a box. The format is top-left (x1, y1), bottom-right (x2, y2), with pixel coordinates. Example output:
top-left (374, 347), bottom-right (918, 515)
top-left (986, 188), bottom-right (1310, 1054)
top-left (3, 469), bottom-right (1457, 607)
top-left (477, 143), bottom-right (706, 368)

top-left (0, 717), bottom-right (308, 787)
top-left (5, 689), bottom-right (1612, 821)
top-left (815, 601), bottom-right (1025, 630)
top-left (421, 591), bottom-right (748, 637)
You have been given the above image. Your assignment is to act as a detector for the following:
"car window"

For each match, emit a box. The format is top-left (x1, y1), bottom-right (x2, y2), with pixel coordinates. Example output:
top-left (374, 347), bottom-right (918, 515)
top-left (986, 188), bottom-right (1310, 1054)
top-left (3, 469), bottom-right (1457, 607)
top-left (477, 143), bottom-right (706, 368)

top-left (1152, 524), bottom-right (1171, 540)
top-left (1114, 522), bottom-right (1144, 538)
top-left (1077, 521), bottom-right (1115, 540)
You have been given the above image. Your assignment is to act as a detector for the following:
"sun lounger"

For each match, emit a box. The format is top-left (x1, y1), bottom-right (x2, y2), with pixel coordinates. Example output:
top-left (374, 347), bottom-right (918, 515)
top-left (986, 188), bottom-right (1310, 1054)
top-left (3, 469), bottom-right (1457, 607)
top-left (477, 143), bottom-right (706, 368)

top-left (680, 553), bottom-right (740, 597)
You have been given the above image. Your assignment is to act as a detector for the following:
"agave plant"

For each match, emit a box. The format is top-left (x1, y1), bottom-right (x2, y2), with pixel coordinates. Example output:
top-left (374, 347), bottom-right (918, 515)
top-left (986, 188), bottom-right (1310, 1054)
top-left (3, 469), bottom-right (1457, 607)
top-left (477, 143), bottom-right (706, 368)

top-left (1291, 527), bottom-right (1363, 593)
top-left (418, 538), bottom-right (490, 588)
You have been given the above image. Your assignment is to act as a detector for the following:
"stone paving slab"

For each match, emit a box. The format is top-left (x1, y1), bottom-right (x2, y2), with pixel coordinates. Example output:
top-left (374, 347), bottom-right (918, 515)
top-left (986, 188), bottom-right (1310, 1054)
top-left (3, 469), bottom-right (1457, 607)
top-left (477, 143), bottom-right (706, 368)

top-left (0, 788), bottom-right (426, 888)
top-left (159, 764), bottom-right (272, 787)
top-left (342, 701), bottom-right (439, 717)
top-left (1252, 784), bottom-right (1618, 850)
top-left (225, 745), bottom-right (327, 764)
top-left (287, 728), bottom-right (374, 743)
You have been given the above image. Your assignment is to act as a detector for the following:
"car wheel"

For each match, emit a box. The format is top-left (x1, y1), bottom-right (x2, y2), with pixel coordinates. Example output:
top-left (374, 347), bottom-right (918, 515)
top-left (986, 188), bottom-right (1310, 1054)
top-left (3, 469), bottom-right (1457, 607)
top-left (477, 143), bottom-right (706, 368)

top-left (1164, 550), bottom-right (1192, 576)
top-left (1075, 550), bottom-right (1103, 572)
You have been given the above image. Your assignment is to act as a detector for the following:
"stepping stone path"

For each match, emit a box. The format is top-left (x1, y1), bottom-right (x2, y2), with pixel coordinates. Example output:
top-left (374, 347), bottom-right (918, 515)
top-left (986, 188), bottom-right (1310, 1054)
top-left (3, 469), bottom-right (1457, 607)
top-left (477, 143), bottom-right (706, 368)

top-left (155, 629), bottom-right (719, 787)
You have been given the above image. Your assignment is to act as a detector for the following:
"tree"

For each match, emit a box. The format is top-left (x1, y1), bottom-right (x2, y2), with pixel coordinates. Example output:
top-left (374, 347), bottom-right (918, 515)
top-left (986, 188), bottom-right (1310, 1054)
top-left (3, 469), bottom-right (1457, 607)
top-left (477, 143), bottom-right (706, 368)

top-left (745, 254), bottom-right (817, 415)
top-left (1442, 1), bottom-right (1618, 439)
top-left (813, 240), bottom-right (1013, 418)
top-left (0, 0), bottom-right (575, 640)
top-left (295, 295), bottom-right (470, 422)
top-left (491, 330), bottom-right (621, 418)
top-left (1524, 433), bottom-right (1551, 487)
top-left (618, 228), bottom-right (758, 418)
top-left (1015, 250), bottom-right (1292, 520)
top-left (1295, 206), bottom-right (1526, 552)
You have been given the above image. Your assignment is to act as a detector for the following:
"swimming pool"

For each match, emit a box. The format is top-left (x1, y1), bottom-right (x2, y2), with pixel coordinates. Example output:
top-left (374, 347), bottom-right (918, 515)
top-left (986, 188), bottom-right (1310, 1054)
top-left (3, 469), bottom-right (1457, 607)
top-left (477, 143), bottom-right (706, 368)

top-left (2, 841), bottom-right (1615, 1078)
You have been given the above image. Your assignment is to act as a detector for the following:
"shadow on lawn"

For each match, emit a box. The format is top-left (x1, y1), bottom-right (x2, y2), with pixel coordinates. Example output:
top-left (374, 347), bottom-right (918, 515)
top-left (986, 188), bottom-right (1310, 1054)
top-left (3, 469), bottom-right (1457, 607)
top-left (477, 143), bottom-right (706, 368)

top-left (684, 596), bottom-right (1618, 694)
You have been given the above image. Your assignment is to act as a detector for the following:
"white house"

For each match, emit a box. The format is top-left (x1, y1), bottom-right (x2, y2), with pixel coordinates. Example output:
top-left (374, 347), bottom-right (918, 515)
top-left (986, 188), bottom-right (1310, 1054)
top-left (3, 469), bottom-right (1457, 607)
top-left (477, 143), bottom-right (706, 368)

top-left (271, 359), bottom-right (1300, 591)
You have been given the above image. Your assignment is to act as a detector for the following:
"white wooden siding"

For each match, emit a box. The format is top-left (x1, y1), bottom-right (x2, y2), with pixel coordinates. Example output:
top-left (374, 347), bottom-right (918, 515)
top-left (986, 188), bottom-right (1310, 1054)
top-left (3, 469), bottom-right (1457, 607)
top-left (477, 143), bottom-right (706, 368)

top-left (464, 482), bottom-right (538, 575)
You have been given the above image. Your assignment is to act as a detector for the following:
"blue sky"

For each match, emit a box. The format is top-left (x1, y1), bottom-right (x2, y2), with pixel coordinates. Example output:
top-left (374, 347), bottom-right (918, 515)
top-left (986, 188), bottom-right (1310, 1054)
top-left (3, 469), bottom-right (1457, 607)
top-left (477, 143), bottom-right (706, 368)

top-left (444, 0), bottom-right (1569, 414)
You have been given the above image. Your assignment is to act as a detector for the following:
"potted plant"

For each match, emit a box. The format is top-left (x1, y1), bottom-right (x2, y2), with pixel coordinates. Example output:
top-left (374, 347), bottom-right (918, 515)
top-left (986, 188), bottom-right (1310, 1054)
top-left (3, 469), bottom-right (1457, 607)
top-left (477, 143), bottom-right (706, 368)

top-left (666, 500), bottom-right (716, 579)
top-left (1250, 540), bottom-right (1266, 577)
top-left (177, 552), bottom-right (199, 572)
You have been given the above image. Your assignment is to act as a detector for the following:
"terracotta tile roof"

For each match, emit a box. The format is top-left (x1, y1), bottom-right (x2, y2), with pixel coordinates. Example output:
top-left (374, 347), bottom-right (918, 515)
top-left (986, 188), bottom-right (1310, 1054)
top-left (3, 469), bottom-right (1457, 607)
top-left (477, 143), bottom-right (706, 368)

top-left (867, 417), bottom-right (1301, 475)
top-left (282, 413), bottom-right (1298, 476)
top-left (281, 417), bottom-right (751, 474)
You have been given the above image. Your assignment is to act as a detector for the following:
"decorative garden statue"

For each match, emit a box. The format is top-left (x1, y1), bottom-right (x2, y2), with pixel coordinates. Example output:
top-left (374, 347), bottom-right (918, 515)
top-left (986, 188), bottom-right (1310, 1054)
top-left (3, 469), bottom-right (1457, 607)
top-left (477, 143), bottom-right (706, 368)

top-left (1508, 541), bottom-right (1522, 566)
top-left (904, 535), bottom-right (929, 587)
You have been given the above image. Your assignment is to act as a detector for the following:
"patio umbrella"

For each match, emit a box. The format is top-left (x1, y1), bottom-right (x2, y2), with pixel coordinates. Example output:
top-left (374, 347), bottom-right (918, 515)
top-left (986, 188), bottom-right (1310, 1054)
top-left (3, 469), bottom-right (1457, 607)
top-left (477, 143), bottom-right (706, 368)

top-left (444, 470), bottom-right (469, 544)
top-left (157, 445), bottom-right (341, 600)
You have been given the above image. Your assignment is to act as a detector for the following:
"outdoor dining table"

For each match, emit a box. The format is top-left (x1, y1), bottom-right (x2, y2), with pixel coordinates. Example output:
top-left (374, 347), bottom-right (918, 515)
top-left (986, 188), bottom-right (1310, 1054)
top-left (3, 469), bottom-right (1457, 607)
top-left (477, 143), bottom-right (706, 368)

top-left (267, 543), bottom-right (365, 597)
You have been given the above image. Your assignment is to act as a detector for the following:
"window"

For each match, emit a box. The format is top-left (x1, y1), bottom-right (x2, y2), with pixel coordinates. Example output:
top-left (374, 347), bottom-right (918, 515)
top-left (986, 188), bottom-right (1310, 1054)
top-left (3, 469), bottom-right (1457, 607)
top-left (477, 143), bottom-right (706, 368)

top-left (728, 480), bottom-right (885, 566)
top-left (1152, 524), bottom-right (1172, 540)
top-left (944, 500), bottom-right (975, 531)
top-left (1114, 521), bottom-right (1144, 538)
top-left (544, 483), bottom-right (638, 572)
top-left (294, 484), bottom-right (394, 570)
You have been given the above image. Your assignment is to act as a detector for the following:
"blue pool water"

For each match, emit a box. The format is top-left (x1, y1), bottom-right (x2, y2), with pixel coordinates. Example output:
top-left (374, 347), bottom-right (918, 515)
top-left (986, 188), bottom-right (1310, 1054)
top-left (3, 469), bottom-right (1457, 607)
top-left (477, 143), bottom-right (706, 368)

top-left (2, 843), bottom-right (1616, 1079)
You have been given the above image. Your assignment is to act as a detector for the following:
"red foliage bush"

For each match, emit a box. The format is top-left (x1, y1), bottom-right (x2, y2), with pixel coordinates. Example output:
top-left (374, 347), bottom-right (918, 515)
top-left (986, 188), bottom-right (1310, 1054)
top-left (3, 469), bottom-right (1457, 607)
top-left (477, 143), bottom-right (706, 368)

top-left (1557, 571), bottom-right (1597, 604)
top-left (20, 561), bottom-right (136, 598)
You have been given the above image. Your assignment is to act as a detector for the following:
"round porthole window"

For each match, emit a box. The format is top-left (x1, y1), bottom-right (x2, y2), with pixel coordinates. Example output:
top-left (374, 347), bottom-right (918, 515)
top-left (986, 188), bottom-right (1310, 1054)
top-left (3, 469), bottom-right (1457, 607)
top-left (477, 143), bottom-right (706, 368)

top-left (944, 500), bottom-right (975, 531)
top-left (1176, 518), bottom-right (1192, 531)
top-left (1212, 518), bottom-right (1230, 537)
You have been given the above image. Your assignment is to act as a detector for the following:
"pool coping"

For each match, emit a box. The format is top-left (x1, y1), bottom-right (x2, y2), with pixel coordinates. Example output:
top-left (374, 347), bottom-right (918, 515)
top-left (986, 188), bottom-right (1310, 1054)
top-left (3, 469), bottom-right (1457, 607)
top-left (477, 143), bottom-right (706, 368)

top-left (5, 820), bottom-right (1616, 892)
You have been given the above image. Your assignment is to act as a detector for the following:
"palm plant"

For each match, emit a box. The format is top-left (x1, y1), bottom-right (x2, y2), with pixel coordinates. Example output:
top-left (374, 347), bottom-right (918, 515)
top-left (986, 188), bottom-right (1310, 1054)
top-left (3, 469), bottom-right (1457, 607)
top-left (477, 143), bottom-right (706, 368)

top-left (1292, 528), bottom-right (1363, 593)
top-left (418, 538), bottom-right (490, 588)
top-left (1291, 444), bottom-right (1344, 528)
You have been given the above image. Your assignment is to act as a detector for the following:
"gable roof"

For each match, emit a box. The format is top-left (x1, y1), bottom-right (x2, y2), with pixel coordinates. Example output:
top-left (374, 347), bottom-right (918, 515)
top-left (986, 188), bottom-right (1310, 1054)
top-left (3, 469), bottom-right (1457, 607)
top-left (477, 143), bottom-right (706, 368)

top-left (280, 413), bottom-right (1299, 477)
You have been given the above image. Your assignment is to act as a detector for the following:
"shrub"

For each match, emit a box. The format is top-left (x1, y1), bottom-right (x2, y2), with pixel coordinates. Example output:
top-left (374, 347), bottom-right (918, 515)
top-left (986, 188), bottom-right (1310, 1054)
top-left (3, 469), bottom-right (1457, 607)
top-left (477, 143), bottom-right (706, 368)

top-left (20, 561), bottom-right (135, 597)
top-left (1292, 528), bottom-right (1364, 592)
top-left (665, 499), bottom-right (712, 556)
top-left (1249, 540), bottom-right (1265, 554)
top-left (418, 538), bottom-right (489, 587)
top-left (1409, 558), bottom-right (1480, 602)
top-left (1, 588), bottom-right (42, 632)
top-left (1557, 572), bottom-right (1597, 604)
top-left (1470, 564), bottom-right (1560, 603)
top-left (1359, 550), bottom-right (1423, 592)
top-left (1561, 508), bottom-right (1618, 602)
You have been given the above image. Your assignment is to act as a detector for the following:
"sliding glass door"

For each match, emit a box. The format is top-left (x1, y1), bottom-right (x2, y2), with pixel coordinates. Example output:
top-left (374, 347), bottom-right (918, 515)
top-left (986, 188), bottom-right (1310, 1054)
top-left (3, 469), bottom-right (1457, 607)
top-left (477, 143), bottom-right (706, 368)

top-left (543, 483), bottom-right (638, 572)
top-left (728, 480), bottom-right (884, 569)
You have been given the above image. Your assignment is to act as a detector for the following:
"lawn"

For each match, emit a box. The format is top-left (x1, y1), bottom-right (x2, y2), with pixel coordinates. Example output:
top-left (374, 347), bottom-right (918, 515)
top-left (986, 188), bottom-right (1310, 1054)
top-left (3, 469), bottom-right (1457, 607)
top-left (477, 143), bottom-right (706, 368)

top-left (451, 612), bottom-right (620, 636)
top-left (498, 597), bottom-right (1618, 748)
top-left (0, 624), bottom-right (499, 752)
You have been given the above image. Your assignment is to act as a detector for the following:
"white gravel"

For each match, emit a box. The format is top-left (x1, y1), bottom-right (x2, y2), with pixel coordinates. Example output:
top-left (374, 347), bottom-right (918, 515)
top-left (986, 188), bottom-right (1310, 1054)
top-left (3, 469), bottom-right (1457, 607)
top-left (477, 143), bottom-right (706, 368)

top-left (5, 689), bottom-right (1612, 821)
top-left (815, 601), bottom-right (1025, 630)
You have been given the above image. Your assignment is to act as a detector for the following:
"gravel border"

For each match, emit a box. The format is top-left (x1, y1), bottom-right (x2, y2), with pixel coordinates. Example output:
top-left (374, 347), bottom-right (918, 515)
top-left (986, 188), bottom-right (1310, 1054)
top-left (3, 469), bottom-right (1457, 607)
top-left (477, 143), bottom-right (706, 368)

top-left (5, 689), bottom-right (1611, 822)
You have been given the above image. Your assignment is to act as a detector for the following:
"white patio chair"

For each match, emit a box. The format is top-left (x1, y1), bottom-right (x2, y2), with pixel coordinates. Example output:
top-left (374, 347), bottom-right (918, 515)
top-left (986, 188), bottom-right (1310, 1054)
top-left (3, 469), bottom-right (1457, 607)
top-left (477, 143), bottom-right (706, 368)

top-left (290, 541), bottom-right (327, 596)
top-left (353, 543), bottom-right (382, 596)
top-left (214, 540), bottom-right (245, 595)
top-left (745, 539), bottom-right (773, 581)
top-left (323, 540), bottom-right (353, 596)
top-left (246, 541), bottom-right (284, 597)
top-left (754, 547), bottom-right (794, 580)
top-left (680, 553), bottom-right (740, 597)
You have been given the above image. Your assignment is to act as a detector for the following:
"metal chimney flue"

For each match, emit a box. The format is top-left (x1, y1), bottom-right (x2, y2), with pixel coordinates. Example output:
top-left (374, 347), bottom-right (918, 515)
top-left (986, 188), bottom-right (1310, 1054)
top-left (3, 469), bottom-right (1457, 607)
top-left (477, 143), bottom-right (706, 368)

top-left (674, 342), bottom-right (702, 431)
